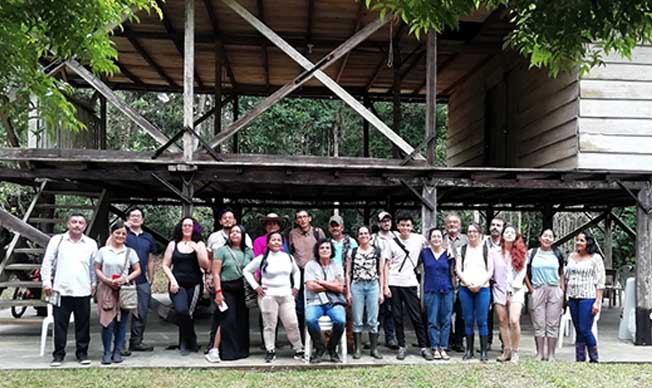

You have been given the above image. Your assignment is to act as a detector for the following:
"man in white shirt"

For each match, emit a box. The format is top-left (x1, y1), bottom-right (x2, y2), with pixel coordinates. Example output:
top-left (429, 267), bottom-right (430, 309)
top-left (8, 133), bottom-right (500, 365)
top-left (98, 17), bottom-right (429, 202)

top-left (386, 212), bottom-right (432, 360)
top-left (206, 208), bottom-right (253, 255)
top-left (41, 213), bottom-right (98, 367)
top-left (483, 216), bottom-right (504, 351)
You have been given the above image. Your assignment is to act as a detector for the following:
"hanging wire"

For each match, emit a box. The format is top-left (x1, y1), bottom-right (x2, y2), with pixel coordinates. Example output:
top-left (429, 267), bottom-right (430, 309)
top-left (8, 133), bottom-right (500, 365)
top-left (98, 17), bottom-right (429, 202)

top-left (387, 20), bottom-right (394, 68)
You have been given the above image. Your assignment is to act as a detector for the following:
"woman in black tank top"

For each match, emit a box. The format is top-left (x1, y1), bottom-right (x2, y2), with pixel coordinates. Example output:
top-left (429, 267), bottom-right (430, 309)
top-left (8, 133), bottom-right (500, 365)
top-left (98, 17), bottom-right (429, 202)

top-left (162, 217), bottom-right (210, 355)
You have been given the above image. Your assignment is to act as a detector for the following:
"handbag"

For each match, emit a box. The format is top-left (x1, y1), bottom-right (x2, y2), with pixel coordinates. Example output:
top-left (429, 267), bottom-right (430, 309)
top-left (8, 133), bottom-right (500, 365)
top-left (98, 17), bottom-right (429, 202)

top-left (226, 247), bottom-right (258, 309)
top-left (119, 249), bottom-right (138, 310)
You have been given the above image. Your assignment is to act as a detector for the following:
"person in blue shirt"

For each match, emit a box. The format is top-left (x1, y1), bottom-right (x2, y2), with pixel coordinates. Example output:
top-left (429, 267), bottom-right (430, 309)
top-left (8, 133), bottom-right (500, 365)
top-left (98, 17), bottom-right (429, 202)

top-left (419, 228), bottom-right (456, 360)
top-left (123, 208), bottom-right (157, 354)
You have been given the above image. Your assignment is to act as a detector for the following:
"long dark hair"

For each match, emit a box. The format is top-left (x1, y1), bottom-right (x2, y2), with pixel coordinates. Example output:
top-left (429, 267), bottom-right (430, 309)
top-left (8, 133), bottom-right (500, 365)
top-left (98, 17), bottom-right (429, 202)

top-left (313, 238), bottom-right (335, 261)
top-left (578, 229), bottom-right (599, 255)
top-left (227, 224), bottom-right (248, 251)
top-left (260, 231), bottom-right (284, 273)
top-left (172, 217), bottom-right (202, 243)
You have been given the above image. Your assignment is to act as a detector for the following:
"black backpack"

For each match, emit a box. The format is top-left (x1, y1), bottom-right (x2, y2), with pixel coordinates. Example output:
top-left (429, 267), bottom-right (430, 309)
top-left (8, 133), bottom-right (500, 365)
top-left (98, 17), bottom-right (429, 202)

top-left (349, 246), bottom-right (381, 278)
top-left (526, 247), bottom-right (565, 281)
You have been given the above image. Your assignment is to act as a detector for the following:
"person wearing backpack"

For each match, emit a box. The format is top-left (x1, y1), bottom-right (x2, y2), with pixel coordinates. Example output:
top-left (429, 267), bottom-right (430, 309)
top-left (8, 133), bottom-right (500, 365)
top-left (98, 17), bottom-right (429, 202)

top-left (243, 231), bottom-right (304, 363)
top-left (564, 230), bottom-right (606, 363)
top-left (346, 225), bottom-right (386, 359)
top-left (524, 228), bottom-right (565, 361)
top-left (94, 221), bottom-right (142, 365)
top-left (456, 223), bottom-right (494, 362)
top-left (387, 212), bottom-right (433, 361)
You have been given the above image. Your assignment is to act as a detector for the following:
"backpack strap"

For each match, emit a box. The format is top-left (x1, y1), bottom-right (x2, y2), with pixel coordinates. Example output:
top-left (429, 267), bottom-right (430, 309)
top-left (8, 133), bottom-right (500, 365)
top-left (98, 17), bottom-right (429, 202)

top-left (527, 247), bottom-right (539, 281)
top-left (482, 243), bottom-right (488, 270)
top-left (392, 233), bottom-right (414, 272)
top-left (460, 244), bottom-right (467, 269)
top-left (350, 247), bottom-right (358, 277)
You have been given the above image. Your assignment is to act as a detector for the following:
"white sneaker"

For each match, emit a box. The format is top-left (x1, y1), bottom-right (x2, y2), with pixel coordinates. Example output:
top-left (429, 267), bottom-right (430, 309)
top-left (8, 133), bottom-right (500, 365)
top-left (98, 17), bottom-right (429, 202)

top-left (511, 351), bottom-right (520, 363)
top-left (205, 348), bottom-right (221, 363)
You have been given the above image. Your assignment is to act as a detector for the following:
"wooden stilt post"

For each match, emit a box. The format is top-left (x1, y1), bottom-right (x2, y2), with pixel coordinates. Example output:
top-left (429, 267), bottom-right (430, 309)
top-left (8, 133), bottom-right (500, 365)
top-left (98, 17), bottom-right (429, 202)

top-left (425, 31), bottom-right (437, 165)
top-left (542, 204), bottom-right (554, 231)
top-left (183, 0), bottom-right (195, 163)
top-left (182, 0), bottom-right (195, 216)
top-left (232, 95), bottom-right (239, 154)
top-left (363, 94), bottom-right (370, 157)
top-left (604, 210), bottom-right (613, 269)
top-left (99, 95), bottom-right (107, 150)
top-left (392, 42), bottom-right (401, 159)
top-left (635, 184), bottom-right (652, 346)
top-left (182, 175), bottom-right (194, 217)
top-left (421, 182), bottom-right (437, 236)
top-left (214, 49), bottom-right (223, 143)
top-left (486, 205), bottom-right (495, 234)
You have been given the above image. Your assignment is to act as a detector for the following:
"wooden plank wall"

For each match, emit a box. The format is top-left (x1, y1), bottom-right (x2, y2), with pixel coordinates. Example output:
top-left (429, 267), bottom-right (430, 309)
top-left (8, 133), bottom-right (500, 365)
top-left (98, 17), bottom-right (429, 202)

top-left (510, 64), bottom-right (579, 168)
top-left (447, 53), bottom-right (581, 168)
top-left (28, 101), bottom-right (101, 149)
top-left (578, 45), bottom-right (652, 170)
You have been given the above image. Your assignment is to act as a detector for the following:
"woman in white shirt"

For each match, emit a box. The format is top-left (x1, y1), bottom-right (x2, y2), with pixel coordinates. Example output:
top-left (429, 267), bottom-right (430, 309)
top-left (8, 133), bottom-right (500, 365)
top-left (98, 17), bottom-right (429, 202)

top-left (565, 230), bottom-right (606, 363)
top-left (243, 231), bottom-right (303, 363)
top-left (456, 223), bottom-right (494, 362)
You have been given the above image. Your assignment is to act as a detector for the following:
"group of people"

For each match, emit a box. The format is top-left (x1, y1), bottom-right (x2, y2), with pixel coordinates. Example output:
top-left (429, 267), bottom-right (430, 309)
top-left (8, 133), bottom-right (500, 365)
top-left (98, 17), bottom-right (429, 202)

top-left (40, 207), bottom-right (606, 367)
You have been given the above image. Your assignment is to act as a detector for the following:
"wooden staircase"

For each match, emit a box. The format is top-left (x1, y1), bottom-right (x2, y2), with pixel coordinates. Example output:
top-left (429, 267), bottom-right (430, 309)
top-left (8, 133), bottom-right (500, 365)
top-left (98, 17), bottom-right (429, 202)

top-left (0, 180), bottom-right (107, 312)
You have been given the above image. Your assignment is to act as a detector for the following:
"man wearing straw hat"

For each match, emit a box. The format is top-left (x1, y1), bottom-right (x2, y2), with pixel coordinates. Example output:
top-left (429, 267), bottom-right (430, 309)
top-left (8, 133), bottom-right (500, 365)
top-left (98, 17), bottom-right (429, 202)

top-left (253, 212), bottom-right (289, 256)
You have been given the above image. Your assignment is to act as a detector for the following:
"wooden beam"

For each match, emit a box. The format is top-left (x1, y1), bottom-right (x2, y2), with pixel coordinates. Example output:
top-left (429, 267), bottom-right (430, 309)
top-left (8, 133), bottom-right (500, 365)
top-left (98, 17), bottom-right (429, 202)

top-left (363, 94), bottom-right (370, 157)
top-left (114, 61), bottom-right (144, 86)
top-left (636, 183), bottom-right (652, 346)
top-left (194, 95), bottom-right (233, 127)
top-left (214, 57), bottom-right (223, 140)
top-left (611, 211), bottom-right (637, 240)
top-left (206, 10), bottom-right (392, 150)
top-left (421, 183), bottom-right (437, 233)
top-left (306, 0), bottom-right (315, 47)
top-left (0, 207), bottom-right (50, 247)
top-left (183, 0), bottom-right (195, 162)
top-left (256, 0), bottom-right (270, 92)
top-left (122, 25), bottom-right (178, 87)
top-left (220, 0), bottom-right (423, 159)
top-left (155, 0), bottom-right (204, 89)
top-left (203, 0), bottom-right (238, 89)
top-left (65, 60), bottom-right (180, 152)
top-left (335, 2), bottom-right (364, 83)
top-left (152, 173), bottom-right (193, 204)
top-left (555, 211), bottom-right (608, 246)
top-left (604, 211), bottom-right (613, 269)
top-left (232, 95), bottom-right (239, 153)
top-left (425, 31), bottom-right (437, 165)
top-left (99, 96), bottom-right (107, 149)
top-left (392, 42), bottom-right (401, 159)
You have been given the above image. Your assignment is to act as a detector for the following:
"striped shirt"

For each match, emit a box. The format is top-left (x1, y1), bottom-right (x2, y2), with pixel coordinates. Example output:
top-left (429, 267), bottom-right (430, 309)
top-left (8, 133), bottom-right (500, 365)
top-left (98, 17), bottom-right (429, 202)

top-left (564, 253), bottom-right (606, 299)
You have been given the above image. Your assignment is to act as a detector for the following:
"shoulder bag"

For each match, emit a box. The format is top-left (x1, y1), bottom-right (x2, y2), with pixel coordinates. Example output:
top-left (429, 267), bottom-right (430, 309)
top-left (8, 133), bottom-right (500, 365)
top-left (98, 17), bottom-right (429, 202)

top-left (119, 248), bottom-right (138, 310)
top-left (226, 246), bottom-right (258, 309)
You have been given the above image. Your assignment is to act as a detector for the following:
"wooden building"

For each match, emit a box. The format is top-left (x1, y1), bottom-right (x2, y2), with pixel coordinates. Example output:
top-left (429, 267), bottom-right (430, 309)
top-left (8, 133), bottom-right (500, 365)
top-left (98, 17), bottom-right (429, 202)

top-left (0, 0), bottom-right (651, 345)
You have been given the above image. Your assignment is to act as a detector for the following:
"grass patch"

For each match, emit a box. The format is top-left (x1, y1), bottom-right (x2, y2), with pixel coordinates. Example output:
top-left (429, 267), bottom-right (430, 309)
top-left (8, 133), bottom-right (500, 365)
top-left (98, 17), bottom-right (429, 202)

top-left (0, 362), bottom-right (651, 388)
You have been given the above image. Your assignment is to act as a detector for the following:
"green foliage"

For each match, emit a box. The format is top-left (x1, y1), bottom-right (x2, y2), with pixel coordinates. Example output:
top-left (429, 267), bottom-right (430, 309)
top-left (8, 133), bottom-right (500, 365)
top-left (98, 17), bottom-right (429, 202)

top-left (0, 0), bottom-right (159, 137)
top-left (366, 1), bottom-right (652, 76)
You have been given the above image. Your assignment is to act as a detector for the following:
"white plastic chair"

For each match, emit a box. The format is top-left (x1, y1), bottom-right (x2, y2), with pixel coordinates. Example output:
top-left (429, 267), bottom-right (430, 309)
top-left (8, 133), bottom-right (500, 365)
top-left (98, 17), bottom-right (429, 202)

top-left (304, 315), bottom-right (347, 363)
top-left (40, 304), bottom-right (74, 357)
top-left (558, 306), bottom-right (599, 349)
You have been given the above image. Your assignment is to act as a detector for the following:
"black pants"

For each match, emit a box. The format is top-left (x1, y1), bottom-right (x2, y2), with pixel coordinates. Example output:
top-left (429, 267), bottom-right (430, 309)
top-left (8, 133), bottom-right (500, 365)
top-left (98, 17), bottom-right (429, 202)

top-left (129, 282), bottom-right (151, 347)
top-left (379, 297), bottom-right (395, 342)
top-left (294, 268), bottom-right (305, 343)
top-left (171, 284), bottom-right (201, 350)
top-left (450, 292), bottom-right (465, 348)
top-left (53, 295), bottom-right (91, 360)
top-left (389, 286), bottom-right (427, 348)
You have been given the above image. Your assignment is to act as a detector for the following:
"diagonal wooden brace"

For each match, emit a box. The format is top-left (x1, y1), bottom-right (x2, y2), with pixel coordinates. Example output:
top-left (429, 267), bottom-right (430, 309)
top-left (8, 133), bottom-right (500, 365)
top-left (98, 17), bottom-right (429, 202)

top-left (400, 178), bottom-right (435, 211)
top-left (400, 132), bottom-right (438, 166)
top-left (212, 0), bottom-right (423, 160)
top-left (152, 172), bottom-right (193, 204)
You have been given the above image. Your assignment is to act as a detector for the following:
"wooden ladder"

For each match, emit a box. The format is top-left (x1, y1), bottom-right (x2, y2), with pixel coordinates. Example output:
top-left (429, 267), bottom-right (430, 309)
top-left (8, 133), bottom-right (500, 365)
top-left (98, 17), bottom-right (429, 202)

top-left (0, 181), bottom-right (106, 311)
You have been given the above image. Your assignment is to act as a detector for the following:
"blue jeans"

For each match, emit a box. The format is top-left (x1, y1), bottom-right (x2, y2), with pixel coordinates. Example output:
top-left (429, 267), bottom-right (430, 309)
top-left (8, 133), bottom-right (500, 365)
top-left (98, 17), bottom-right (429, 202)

top-left (424, 291), bottom-right (454, 348)
top-left (568, 298), bottom-right (597, 347)
top-left (305, 304), bottom-right (346, 348)
top-left (101, 309), bottom-right (130, 355)
top-left (459, 287), bottom-right (490, 336)
top-left (351, 280), bottom-right (380, 334)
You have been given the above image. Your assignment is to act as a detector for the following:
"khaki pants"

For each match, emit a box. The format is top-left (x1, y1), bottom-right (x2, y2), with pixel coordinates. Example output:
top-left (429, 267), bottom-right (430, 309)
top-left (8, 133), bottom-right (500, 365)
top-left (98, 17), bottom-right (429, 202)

top-left (529, 285), bottom-right (563, 337)
top-left (259, 295), bottom-right (303, 352)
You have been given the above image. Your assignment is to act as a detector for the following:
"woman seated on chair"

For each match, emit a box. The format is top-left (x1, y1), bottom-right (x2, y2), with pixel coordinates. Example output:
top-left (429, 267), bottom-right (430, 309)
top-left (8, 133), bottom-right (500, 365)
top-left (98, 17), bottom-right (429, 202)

top-left (243, 231), bottom-right (304, 363)
top-left (304, 238), bottom-right (347, 364)
top-left (94, 221), bottom-right (141, 365)
top-left (565, 229), bottom-right (606, 363)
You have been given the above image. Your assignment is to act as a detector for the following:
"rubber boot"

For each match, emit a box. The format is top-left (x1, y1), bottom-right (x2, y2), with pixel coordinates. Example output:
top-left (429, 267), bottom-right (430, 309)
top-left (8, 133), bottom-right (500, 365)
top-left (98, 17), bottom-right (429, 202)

top-left (308, 327), bottom-right (326, 363)
top-left (463, 335), bottom-right (475, 360)
top-left (546, 337), bottom-right (558, 362)
top-left (575, 342), bottom-right (587, 362)
top-left (535, 336), bottom-right (546, 361)
top-left (353, 333), bottom-right (362, 359)
top-left (479, 336), bottom-right (489, 362)
top-left (588, 346), bottom-right (599, 363)
top-left (369, 333), bottom-right (383, 359)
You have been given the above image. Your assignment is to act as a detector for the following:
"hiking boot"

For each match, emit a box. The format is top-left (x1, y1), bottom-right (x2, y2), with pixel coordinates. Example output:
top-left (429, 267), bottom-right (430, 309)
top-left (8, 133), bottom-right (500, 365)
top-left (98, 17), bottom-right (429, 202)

top-left (310, 349), bottom-right (324, 364)
top-left (463, 335), bottom-right (474, 361)
top-left (131, 343), bottom-right (154, 352)
top-left (396, 346), bottom-right (407, 360)
top-left (369, 333), bottom-right (383, 360)
top-left (329, 349), bottom-right (343, 363)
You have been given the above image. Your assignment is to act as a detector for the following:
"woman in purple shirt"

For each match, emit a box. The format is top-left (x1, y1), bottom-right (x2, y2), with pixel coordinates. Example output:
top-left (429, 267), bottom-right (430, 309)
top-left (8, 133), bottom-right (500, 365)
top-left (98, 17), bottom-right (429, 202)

top-left (419, 228), bottom-right (455, 360)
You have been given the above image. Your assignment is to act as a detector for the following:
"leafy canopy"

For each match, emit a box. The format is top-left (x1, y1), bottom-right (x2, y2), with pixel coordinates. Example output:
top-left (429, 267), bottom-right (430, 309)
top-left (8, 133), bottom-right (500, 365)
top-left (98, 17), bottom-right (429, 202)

top-left (366, 0), bottom-right (652, 75)
top-left (0, 0), bottom-right (158, 133)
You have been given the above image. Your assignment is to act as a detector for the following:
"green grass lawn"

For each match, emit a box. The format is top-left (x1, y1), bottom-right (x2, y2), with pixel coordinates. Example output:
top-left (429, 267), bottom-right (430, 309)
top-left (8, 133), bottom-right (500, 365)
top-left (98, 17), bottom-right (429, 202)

top-left (1, 362), bottom-right (651, 388)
